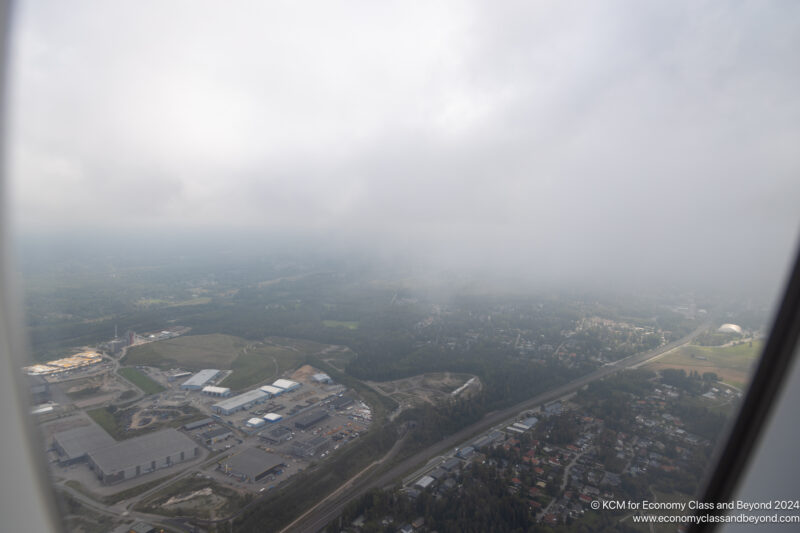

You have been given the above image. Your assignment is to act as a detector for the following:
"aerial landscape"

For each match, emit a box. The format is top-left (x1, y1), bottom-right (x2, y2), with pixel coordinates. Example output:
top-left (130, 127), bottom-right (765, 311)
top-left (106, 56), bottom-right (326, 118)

top-left (4, 1), bottom-right (799, 532)
top-left (19, 243), bottom-right (772, 532)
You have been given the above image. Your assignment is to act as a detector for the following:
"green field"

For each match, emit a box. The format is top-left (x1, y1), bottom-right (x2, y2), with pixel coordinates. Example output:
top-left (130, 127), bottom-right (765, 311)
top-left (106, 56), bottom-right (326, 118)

top-left (322, 320), bottom-right (359, 330)
top-left (125, 334), bottom-right (246, 370)
top-left (220, 343), bottom-right (305, 391)
top-left (646, 340), bottom-right (762, 389)
top-left (117, 367), bottom-right (166, 394)
top-left (87, 407), bottom-right (121, 437)
top-left (125, 333), bottom-right (327, 391)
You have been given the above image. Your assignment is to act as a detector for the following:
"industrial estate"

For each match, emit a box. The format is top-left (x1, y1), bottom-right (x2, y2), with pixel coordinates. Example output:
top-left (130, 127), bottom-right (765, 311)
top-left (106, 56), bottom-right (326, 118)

top-left (30, 327), bottom-right (381, 532)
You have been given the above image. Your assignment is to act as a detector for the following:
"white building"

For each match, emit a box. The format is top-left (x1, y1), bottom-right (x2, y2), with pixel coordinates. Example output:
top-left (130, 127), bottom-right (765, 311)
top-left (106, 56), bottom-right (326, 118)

top-left (415, 475), bottom-right (435, 489)
top-left (272, 378), bottom-right (300, 392)
top-left (259, 385), bottom-right (283, 397)
top-left (246, 418), bottom-right (266, 428)
top-left (212, 389), bottom-right (269, 415)
top-left (202, 386), bottom-right (231, 397)
top-left (181, 369), bottom-right (221, 390)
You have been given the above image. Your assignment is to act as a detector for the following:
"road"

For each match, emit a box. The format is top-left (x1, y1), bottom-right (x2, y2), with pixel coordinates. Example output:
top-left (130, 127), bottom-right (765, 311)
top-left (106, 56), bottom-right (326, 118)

top-left (289, 323), bottom-right (709, 532)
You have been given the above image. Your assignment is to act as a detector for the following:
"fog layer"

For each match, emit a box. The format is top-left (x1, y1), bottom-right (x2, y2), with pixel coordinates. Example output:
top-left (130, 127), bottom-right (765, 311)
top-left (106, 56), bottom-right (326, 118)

top-left (7, 1), bottom-right (800, 291)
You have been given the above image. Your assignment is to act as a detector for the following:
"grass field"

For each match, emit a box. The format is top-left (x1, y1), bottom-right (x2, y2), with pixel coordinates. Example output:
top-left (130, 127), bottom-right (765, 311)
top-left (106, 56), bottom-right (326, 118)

top-left (87, 406), bottom-right (120, 437)
top-left (322, 320), bottom-right (359, 330)
top-left (125, 333), bottom-right (332, 391)
top-left (220, 343), bottom-right (304, 391)
top-left (645, 340), bottom-right (762, 389)
top-left (125, 334), bottom-right (246, 370)
top-left (118, 367), bottom-right (166, 394)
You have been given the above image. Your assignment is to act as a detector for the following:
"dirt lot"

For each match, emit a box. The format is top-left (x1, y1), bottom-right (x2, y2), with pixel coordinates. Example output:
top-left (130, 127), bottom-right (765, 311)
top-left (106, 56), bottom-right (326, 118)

top-left (369, 372), bottom-right (479, 408)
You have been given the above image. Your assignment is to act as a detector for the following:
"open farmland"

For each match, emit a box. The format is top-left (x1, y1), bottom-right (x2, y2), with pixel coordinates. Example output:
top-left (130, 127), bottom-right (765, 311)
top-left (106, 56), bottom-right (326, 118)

top-left (644, 340), bottom-right (762, 389)
top-left (125, 334), bottom-right (247, 369)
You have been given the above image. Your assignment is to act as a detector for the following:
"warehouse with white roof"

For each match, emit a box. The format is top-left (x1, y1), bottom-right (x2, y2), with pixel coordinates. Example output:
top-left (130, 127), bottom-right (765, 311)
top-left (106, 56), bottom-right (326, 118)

top-left (259, 385), bottom-right (283, 397)
top-left (246, 418), bottom-right (265, 428)
top-left (181, 369), bottom-right (221, 390)
top-left (212, 389), bottom-right (269, 415)
top-left (272, 378), bottom-right (300, 392)
top-left (202, 385), bottom-right (231, 397)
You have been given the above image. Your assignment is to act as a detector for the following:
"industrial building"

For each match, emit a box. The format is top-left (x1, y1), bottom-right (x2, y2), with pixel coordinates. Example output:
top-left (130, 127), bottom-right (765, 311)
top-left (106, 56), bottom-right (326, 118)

top-left (415, 475), bottom-right (435, 489)
top-left (28, 375), bottom-right (50, 404)
top-left (471, 431), bottom-right (503, 450)
top-left (183, 418), bottom-right (214, 431)
top-left (294, 409), bottom-right (329, 430)
top-left (246, 417), bottom-right (266, 428)
top-left (181, 369), bottom-right (221, 390)
top-left (264, 413), bottom-right (282, 423)
top-left (456, 446), bottom-right (475, 459)
top-left (291, 435), bottom-right (329, 457)
top-left (259, 385), bottom-right (283, 397)
top-left (330, 395), bottom-right (355, 410)
top-left (260, 426), bottom-right (292, 444)
top-left (201, 427), bottom-right (232, 445)
top-left (513, 416), bottom-right (538, 431)
top-left (86, 429), bottom-right (200, 484)
top-left (312, 373), bottom-right (332, 384)
top-left (218, 448), bottom-right (284, 482)
top-left (212, 389), bottom-right (269, 415)
top-left (53, 424), bottom-right (115, 465)
top-left (167, 370), bottom-right (192, 382)
top-left (543, 402), bottom-right (562, 416)
top-left (272, 378), bottom-right (300, 392)
top-left (202, 385), bottom-right (231, 397)
top-left (441, 457), bottom-right (462, 472)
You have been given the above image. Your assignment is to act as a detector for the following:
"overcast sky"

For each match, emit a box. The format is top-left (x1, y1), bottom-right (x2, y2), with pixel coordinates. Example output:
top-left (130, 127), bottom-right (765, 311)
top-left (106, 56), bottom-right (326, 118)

top-left (6, 1), bottom-right (800, 290)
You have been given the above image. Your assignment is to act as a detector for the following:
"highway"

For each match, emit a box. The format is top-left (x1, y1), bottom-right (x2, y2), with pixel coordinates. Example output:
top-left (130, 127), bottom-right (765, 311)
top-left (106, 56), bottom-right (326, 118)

top-left (289, 323), bottom-right (708, 532)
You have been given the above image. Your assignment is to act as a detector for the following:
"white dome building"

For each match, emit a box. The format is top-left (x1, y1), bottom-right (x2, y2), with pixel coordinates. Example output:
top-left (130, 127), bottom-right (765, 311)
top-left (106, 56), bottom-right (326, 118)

top-left (718, 323), bottom-right (743, 335)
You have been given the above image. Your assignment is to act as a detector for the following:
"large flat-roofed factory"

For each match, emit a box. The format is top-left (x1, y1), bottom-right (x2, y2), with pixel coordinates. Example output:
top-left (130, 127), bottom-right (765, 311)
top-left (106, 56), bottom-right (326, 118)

top-left (53, 424), bottom-right (115, 465)
top-left (218, 448), bottom-right (285, 482)
top-left (294, 409), bottom-right (328, 430)
top-left (87, 429), bottom-right (200, 484)
top-left (52, 424), bottom-right (200, 484)
top-left (212, 389), bottom-right (270, 415)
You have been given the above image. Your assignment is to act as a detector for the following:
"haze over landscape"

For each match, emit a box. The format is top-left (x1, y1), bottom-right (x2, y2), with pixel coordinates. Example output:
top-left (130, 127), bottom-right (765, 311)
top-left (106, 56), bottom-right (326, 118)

top-left (5, 2), bottom-right (800, 533)
top-left (7, 0), bottom-right (800, 292)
